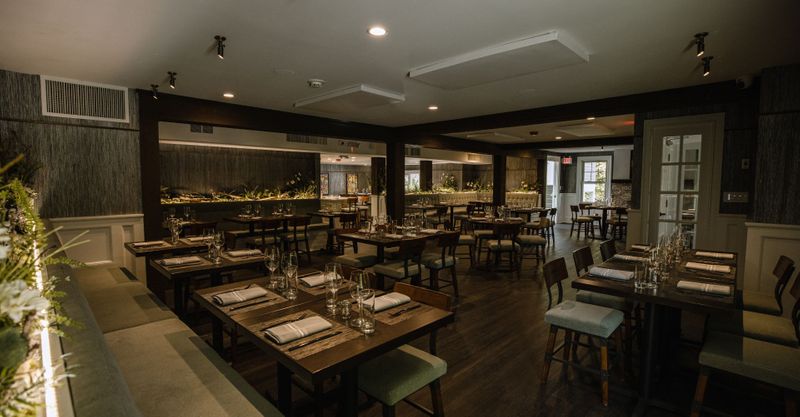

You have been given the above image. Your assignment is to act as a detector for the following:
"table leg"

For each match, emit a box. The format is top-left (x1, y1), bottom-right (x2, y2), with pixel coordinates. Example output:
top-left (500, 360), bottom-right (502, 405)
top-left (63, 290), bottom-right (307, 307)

top-left (277, 363), bottom-right (293, 415)
top-left (173, 279), bottom-right (185, 318)
top-left (633, 302), bottom-right (658, 416)
top-left (212, 316), bottom-right (223, 353)
top-left (601, 209), bottom-right (610, 239)
top-left (326, 217), bottom-right (336, 253)
top-left (339, 369), bottom-right (358, 417)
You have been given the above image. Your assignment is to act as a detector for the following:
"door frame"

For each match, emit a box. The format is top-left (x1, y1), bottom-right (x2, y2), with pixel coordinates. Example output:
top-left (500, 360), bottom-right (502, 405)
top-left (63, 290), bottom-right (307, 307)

top-left (546, 155), bottom-right (560, 209)
top-left (577, 155), bottom-right (613, 203)
top-left (639, 113), bottom-right (725, 248)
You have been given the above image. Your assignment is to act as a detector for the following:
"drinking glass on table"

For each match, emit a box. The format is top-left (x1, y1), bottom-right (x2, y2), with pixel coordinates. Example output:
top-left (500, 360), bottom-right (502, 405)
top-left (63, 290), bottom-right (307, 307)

top-left (325, 262), bottom-right (343, 314)
top-left (282, 251), bottom-right (299, 300)
top-left (212, 232), bottom-right (225, 264)
top-left (168, 218), bottom-right (181, 245)
top-left (202, 228), bottom-right (215, 257)
top-left (360, 278), bottom-right (376, 334)
top-left (265, 246), bottom-right (280, 289)
top-left (349, 270), bottom-right (367, 328)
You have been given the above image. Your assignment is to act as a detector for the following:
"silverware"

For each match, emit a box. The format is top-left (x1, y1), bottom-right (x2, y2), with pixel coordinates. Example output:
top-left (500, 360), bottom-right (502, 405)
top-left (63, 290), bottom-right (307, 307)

top-left (214, 283), bottom-right (255, 298)
top-left (297, 270), bottom-right (321, 279)
top-left (261, 313), bottom-right (308, 331)
top-left (288, 331), bottom-right (342, 352)
top-left (389, 304), bottom-right (421, 317)
top-left (228, 297), bottom-right (277, 311)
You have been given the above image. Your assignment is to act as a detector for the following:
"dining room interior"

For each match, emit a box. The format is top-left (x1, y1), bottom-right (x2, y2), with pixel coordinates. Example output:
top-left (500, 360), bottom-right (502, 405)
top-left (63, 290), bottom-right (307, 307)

top-left (1, 1), bottom-right (800, 417)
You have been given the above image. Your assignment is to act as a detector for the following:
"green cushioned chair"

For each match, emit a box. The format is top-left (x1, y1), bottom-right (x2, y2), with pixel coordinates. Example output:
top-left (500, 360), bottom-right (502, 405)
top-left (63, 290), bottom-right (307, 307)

top-left (421, 232), bottom-right (460, 300)
top-left (456, 234), bottom-right (476, 266)
top-left (359, 282), bottom-right (451, 417)
top-left (540, 258), bottom-right (624, 407)
top-left (691, 331), bottom-right (800, 417)
top-left (335, 254), bottom-right (378, 269)
top-left (575, 290), bottom-right (630, 312)
top-left (742, 255), bottom-right (795, 316)
top-left (422, 254), bottom-right (456, 269)
top-left (374, 261), bottom-right (421, 279)
top-left (373, 239), bottom-right (426, 289)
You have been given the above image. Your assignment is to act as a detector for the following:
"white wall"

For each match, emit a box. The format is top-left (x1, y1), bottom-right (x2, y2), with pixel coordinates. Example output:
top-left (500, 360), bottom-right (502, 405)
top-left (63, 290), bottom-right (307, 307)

top-left (612, 149), bottom-right (631, 180)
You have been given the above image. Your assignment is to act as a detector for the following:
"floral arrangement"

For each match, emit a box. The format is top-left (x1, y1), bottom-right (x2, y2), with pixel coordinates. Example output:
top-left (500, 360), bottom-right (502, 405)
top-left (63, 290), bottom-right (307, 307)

top-left (433, 173), bottom-right (458, 193)
top-left (463, 180), bottom-right (493, 192)
top-left (161, 171), bottom-right (318, 204)
top-left (512, 180), bottom-right (541, 193)
top-left (0, 155), bottom-right (84, 417)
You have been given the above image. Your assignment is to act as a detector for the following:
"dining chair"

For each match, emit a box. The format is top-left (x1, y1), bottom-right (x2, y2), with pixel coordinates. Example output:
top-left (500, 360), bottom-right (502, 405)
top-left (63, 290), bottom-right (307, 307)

top-left (486, 222), bottom-right (522, 271)
top-left (572, 246), bottom-right (636, 363)
top-left (281, 216), bottom-right (312, 263)
top-left (422, 232), bottom-right (460, 300)
top-left (691, 331), bottom-right (800, 417)
top-left (244, 218), bottom-right (282, 250)
top-left (517, 223), bottom-right (547, 266)
top-left (426, 206), bottom-right (449, 230)
top-left (570, 205), bottom-right (594, 239)
top-left (331, 213), bottom-right (359, 253)
top-left (473, 221), bottom-right (494, 264)
top-left (445, 219), bottom-right (475, 267)
top-left (742, 255), bottom-right (796, 316)
top-left (608, 208), bottom-right (628, 240)
top-left (599, 240), bottom-right (617, 262)
top-left (373, 238), bottom-right (426, 290)
top-left (548, 208), bottom-right (557, 245)
top-left (334, 228), bottom-right (378, 270)
top-left (523, 210), bottom-right (550, 236)
top-left (359, 282), bottom-right (452, 417)
top-left (540, 257), bottom-right (624, 406)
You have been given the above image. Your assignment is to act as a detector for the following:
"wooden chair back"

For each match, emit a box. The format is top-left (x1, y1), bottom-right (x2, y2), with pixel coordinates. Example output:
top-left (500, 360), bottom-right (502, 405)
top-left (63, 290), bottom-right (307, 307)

top-left (570, 205), bottom-right (581, 221)
top-left (340, 213), bottom-right (358, 228)
top-left (543, 257), bottom-right (569, 309)
top-left (492, 222), bottom-right (521, 243)
top-left (434, 231), bottom-right (460, 261)
top-left (578, 203), bottom-right (591, 215)
top-left (287, 215), bottom-right (310, 240)
top-left (394, 281), bottom-right (453, 354)
top-left (185, 220), bottom-right (217, 236)
top-left (772, 256), bottom-right (796, 314)
top-left (572, 246), bottom-right (594, 275)
top-left (788, 271), bottom-right (800, 344)
top-left (599, 240), bottom-right (617, 262)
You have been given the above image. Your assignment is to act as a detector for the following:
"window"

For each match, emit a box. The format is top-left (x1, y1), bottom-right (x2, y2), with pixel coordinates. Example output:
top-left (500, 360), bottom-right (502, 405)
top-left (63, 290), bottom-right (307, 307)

top-left (319, 173), bottom-right (329, 196)
top-left (581, 161), bottom-right (607, 202)
top-left (405, 172), bottom-right (420, 192)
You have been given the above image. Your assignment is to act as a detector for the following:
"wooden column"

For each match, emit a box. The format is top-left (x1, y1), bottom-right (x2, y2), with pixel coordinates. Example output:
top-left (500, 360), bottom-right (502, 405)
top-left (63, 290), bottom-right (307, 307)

top-left (536, 157), bottom-right (547, 204)
top-left (138, 90), bottom-right (162, 240)
top-left (419, 160), bottom-right (433, 191)
top-left (492, 154), bottom-right (507, 205)
top-left (386, 141), bottom-right (405, 220)
top-left (370, 157), bottom-right (386, 195)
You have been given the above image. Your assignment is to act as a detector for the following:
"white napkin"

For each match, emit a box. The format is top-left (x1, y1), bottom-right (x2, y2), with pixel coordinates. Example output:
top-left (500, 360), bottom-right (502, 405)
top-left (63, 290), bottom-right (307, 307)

top-left (589, 266), bottom-right (635, 281)
top-left (133, 240), bottom-right (166, 247)
top-left (300, 273), bottom-right (342, 288)
top-left (613, 254), bottom-right (647, 262)
top-left (264, 316), bottom-right (332, 344)
top-left (385, 233), bottom-right (404, 239)
top-left (212, 286), bottom-right (268, 306)
top-left (677, 280), bottom-right (731, 296)
top-left (696, 251), bottom-right (735, 260)
top-left (227, 249), bottom-right (262, 257)
top-left (363, 292), bottom-right (412, 312)
top-left (686, 262), bottom-right (731, 274)
top-left (631, 244), bottom-right (651, 251)
top-left (160, 256), bottom-right (203, 266)
top-left (420, 228), bottom-right (440, 234)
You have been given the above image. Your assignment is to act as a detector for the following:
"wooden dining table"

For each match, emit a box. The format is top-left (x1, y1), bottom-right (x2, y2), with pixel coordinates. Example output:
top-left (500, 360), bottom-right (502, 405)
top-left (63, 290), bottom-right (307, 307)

top-left (193, 276), bottom-right (454, 417)
top-left (336, 229), bottom-right (445, 264)
top-left (572, 249), bottom-right (739, 416)
top-left (586, 205), bottom-right (627, 239)
top-left (309, 211), bottom-right (349, 253)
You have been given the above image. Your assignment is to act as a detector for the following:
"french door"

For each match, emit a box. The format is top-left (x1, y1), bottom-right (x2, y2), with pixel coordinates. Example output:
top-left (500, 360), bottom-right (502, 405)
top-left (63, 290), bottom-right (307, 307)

top-left (545, 156), bottom-right (559, 209)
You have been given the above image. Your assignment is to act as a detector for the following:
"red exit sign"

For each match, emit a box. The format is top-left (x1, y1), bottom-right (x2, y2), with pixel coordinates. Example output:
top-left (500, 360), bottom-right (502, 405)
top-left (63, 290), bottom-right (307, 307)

top-left (562, 156), bottom-right (573, 165)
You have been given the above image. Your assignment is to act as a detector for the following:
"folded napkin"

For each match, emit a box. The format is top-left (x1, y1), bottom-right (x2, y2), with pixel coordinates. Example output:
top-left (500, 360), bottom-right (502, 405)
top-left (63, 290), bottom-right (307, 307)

top-left (184, 236), bottom-right (208, 242)
top-left (507, 217), bottom-right (523, 221)
top-left (613, 254), bottom-right (647, 262)
top-left (133, 240), bottom-right (165, 247)
top-left (631, 244), bottom-right (651, 251)
top-left (300, 273), bottom-right (342, 288)
top-left (420, 228), bottom-right (440, 234)
top-left (385, 233), bottom-right (404, 239)
top-left (212, 286), bottom-right (268, 306)
top-left (264, 316), bottom-right (332, 344)
top-left (363, 292), bottom-right (412, 312)
top-left (695, 251), bottom-right (735, 260)
top-left (160, 256), bottom-right (203, 266)
top-left (588, 266), bottom-right (635, 281)
top-left (677, 280), bottom-right (731, 296)
top-left (227, 249), bottom-right (262, 257)
top-left (685, 262), bottom-right (731, 274)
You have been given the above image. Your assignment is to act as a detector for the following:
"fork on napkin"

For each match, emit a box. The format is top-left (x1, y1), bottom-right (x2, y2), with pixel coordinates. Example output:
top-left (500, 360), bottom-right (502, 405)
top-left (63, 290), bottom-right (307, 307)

top-left (159, 256), bottom-right (203, 266)
top-left (300, 273), bottom-right (341, 288)
top-left (677, 280), bottom-right (731, 296)
top-left (362, 292), bottom-right (412, 312)
top-left (264, 316), bottom-right (333, 344)
top-left (685, 262), bottom-right (731, 274)
top-left (227, 249), bottom-right (263, 257)
top-left (212, 285), bottom-right (268, 306)
top-left (588, 266), bottom-right (634, 281)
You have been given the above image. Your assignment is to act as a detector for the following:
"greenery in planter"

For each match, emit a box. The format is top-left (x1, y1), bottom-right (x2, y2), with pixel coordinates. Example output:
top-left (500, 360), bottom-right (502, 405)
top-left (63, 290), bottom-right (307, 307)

top-left (432, 173), bottom-right (458, 193)
top-left (160, 171), bottom-right (318, 204)
top-left (0, 156), bottom-right (85, 417)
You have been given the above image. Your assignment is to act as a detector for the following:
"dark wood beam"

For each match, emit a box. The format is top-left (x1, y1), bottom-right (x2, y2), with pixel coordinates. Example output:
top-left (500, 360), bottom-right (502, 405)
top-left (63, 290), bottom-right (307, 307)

top-left (419, 160), bottom-right (433, 191)
top-left (505, 136), bottom-right (635, 157)
top-left (395, 133), bottom-right (500, 155)
top-left (370, 157), bottom-right (386, 195)
top-left (386, 141), bottom-right (405, 220)
top-left (492, 155), bottom-right (507, 205)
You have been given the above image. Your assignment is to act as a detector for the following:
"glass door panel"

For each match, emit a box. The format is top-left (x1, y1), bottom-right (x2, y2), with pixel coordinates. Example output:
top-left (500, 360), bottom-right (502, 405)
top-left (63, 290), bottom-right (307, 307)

top-left (656, 134), bottom-right (703, 246)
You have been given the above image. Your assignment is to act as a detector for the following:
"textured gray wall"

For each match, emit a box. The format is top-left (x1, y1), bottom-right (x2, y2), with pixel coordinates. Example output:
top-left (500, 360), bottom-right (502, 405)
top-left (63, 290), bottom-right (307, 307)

top-left (0, 69), bottom-right (141, 218)
top-left (319, 164), bottom-right (370, 196)
top-left (506, 156), bottom-right (537, 191)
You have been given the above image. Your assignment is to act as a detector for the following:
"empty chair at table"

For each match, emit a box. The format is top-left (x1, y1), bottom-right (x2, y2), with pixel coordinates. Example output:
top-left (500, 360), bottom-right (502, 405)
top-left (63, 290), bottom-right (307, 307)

top-left (608, 208), bottom-right (628, 240)
top-left (742, 255), bottom-right (796, 316)
top-left (281, 216), bottom-right (312, 263)
top-left (244, 218), bottom-right (282, 250)
top-left (422, 232), bottom-right (460, 300)
top-left (373, 238), bottom-right (426, 290)
top-left (486, 222), bottom-right (522, 271)
top-left (334, 228), bottom-right (378, 270)
top-left (599, 240), bottom-right (617, 262)
top-left (570, 205), bottom-right (594, 239)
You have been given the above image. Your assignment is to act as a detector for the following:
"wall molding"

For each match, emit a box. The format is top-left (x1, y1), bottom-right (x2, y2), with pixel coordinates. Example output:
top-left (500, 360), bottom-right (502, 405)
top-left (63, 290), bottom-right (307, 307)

top-left (49, 214), bottom-right (145, 280)
top-left (744, 222), bottom-right (800, 316)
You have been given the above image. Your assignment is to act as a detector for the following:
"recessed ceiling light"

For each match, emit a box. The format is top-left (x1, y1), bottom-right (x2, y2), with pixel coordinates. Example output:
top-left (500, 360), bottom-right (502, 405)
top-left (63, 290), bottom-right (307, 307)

top-left (586, 116), bottom-right (595, 121)
top-left (555, 136), bottom-right (562, 140)
top-left (428, 105), bottom-right (439, 111)
top-left (223, 92), bottom-right (235, 98)
top-left (368, 26), bottom-right (387, 37)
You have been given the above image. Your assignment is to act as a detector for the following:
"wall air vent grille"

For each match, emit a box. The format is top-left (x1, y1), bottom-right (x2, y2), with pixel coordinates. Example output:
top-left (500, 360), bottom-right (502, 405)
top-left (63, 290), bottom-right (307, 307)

top-left (40, 76), bottom-right (129, 123)
top-left (287, 134), bottom-right (329, 145)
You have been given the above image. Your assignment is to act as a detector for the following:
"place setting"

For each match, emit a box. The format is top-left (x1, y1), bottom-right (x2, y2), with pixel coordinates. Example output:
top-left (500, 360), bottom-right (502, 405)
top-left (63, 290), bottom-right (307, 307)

top-left (252, 309), bottom-right (362, 360)
top-left (208, 283), bottom-right (289, 314)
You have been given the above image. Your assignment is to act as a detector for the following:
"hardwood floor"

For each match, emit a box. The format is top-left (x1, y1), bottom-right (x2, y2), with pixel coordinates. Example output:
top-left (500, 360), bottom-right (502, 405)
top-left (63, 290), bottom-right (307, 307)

top-left (185, 224), bottom-right (786, 417)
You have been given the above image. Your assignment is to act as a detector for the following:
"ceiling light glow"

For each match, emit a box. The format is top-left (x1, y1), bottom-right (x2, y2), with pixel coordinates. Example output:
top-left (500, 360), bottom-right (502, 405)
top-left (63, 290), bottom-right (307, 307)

top-left (694, 32), bottom-right (708, 57)
top-left (151, 84), bottom-right (159, 100)
top-left (702, 56), bottom-right (713, 77)
top-left (428, 105), bottom-right (439, 111)
top-left (168, 71), bottom-right (177, 89)
top-left (368, 26), bottom-right (387, 37)
top-left (223, 92), bottom-right (235, 98)
top-left (555, 136), bottom-right (562, 140)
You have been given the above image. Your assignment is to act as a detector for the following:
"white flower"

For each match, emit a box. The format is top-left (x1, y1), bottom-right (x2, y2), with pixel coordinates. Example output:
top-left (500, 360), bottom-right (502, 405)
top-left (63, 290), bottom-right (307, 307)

top-left (0, 280), bottom-right (49, 324)
top-left (0, 226), bottom-right (9, 260)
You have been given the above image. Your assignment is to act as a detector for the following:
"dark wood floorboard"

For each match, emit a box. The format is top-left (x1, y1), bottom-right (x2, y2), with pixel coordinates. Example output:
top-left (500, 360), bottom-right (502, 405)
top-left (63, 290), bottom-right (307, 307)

top-left (182, 224), bottom-right (785, 417)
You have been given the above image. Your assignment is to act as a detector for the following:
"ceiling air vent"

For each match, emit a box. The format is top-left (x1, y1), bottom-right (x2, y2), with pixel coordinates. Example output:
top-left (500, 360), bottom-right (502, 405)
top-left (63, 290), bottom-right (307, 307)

top-left (287, 134), bottom-right (329, 145)
top-left (40, 75), bottom-right (129, 123)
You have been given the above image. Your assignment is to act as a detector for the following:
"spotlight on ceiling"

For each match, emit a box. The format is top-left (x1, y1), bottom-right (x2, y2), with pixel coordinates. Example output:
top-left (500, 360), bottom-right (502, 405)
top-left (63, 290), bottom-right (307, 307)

top-left (694, 32), bottom-right (708, 57)
top-left (586, 116), bottom-right (596, 121)
top-left (368, 26), bottom-right (387, 37)
top-left (151, 84), bottom-right (159, 100)
top-left (223, 92), bottom-right (235, 99)
top-left (428, 105), bottom-right (439, 111)
top-left (555, 136), bottom-right (562, 140)
top-left (702, 56), bottom-right (713, 77)
top-left (215, 35), bottom-right (226, 59)
top-left (168, 71), bottom-right (177, 89)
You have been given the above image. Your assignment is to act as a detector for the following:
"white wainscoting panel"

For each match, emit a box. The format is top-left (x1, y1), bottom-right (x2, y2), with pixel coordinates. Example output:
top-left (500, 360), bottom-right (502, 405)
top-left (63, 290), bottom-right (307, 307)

top-left (744, 222), bottom-right (800, 317)
top-left (49, 214), bottom-right (145, 280)
top-left (557, 193), bottom-right (578, 223)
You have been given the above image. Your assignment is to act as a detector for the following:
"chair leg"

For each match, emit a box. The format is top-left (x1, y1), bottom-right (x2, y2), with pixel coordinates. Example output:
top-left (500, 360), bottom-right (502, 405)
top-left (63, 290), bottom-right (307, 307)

top-left (614, 329), bottom-right (625, 380)
top-left (570, 221), bottom-right (575, 237)
top-left (600, 339), bottom-right (609, 406)
top-left (690, 367), bottom-right (710, 417)
top-left (382, 404), bottom-right (396, 417)
top-left (468, 245), bottom-right (474, 266)
top-left (450, 267), bottom-right (459, 300)
top-left (541, 326), bottom-right (558, 383)
top-left (305, 239), bottom-right (311, 263)
top-left (786, 390), bottom-right (797, 417)
top-left (571, 332), bottom-right (580, 362)
top-left (430, 379), bottom-right (445, 417)
top-left (430, 269), bottom-right (440, 290)
top-left (563, 330), bottom-right (573, 363)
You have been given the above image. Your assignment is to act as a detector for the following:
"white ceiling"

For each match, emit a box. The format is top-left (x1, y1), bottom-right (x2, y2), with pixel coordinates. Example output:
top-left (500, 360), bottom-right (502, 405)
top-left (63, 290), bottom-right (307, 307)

top-left (2, 0), bottom-right (799, 127)
top-left (447, 114), bottom-right (634, 143)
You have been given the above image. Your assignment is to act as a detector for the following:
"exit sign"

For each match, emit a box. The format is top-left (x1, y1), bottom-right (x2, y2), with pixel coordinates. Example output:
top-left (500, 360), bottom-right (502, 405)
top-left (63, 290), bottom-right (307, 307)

top-left (562, 156), bottom-right (573, 165)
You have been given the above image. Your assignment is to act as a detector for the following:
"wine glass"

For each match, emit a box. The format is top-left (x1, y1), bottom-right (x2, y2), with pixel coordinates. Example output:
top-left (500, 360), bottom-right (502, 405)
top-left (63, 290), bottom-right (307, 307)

top-left (282, 251), bottom-right (299, 299)
top-left (325, 262), bottom-right (343, 314)
top-left (265, 246), bottom-right (280, 289)
top-left (168, 218), bottom-right (181, 244)
top-left (349, 270), bottom-right (367, 328)
top-left (212, 232), bottom-right (225, 264)
top-left (203, 228), bottom-right (215, 257)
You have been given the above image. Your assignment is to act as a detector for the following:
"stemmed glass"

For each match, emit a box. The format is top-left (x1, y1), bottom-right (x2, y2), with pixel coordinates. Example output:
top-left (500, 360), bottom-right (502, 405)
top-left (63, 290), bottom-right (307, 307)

top-left (212, 232), bottom-right (225, 264)
top-left (325, 262), bottom-right (343, 314)
top-left (282, 251), bottom-right (299, 300)
top-left (202, 228), bottom-right (215, 258)
top-left (348, 270), bottom-right (367, 328)
top-left (168, 218), bottom-right (181, 244)
top-left (265, 246), bottom-right (280, 289)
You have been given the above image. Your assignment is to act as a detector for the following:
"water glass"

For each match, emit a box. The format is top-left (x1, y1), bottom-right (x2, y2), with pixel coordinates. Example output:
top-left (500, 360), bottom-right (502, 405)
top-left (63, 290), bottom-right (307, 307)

top-left (265, 246), bottom-right (280, 289)
top-left (168, 218), bottom-right (181, 244)
top-left (325, 263), bottom-right (342, 314)
top-left (349, 270), bottom-right (366, 327)
top-left (360, 289), bottom-right (376, 335)
top-left (212, 232), bottom-right (225, 264)
top-left (284, 267), bottom-right (298, 300)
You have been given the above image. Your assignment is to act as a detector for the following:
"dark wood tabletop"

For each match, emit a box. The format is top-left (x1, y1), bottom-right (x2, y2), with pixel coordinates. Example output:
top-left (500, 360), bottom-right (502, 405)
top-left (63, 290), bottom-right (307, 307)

top-left (224, 214), bottom-right (310, 224)
top-left (123, 238), bottom-right (207, 257)
top-left (467, 217), bottom-right (526, 225)
top-left (148, 252), bottom-right (265, 280)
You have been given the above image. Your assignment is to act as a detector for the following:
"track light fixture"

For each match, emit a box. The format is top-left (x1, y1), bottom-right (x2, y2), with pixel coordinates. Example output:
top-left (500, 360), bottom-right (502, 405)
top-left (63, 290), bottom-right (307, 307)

top-left (694, 32), bottom-right (708, 57)
top-left (215, 35), bottom-right (226, 59)
top-left (702, 56), bottom-right (713, 77)
top-left (151, 84), bottom-right (159, 99)
top-left (168, 71), bottom-right (177, 89)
